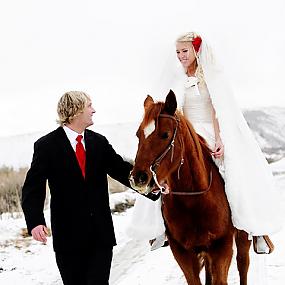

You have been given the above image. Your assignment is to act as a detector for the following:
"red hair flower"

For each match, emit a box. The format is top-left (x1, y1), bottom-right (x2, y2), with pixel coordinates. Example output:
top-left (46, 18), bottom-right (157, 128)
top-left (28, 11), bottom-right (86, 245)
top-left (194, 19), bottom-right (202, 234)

top-left (192, 36), bottom-right (202, 53)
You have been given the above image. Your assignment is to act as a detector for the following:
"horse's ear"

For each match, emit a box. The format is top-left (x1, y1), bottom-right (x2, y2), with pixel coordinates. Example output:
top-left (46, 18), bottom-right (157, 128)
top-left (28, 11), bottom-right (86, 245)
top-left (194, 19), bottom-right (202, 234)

top-left (144, 95), bottom-right (154, 110)
top-left (164, 90), bottom-right (177, 115)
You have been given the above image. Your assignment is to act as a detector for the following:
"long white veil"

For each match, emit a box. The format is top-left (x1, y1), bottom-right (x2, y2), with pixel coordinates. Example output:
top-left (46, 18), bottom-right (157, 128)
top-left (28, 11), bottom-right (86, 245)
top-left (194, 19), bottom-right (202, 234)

top-left (144, 32), bottom-right (282, 284)
top-left (148, 32), bottom-right (282, 237)
top-left (146, 39), bottom-right (186, 107)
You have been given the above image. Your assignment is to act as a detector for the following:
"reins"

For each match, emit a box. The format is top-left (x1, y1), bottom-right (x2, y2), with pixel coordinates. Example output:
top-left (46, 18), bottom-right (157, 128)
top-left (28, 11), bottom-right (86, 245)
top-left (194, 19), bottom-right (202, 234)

top-left (149, 113), bottom-right (212, 196)
top-left (165, 169), bottom-right (212, 196)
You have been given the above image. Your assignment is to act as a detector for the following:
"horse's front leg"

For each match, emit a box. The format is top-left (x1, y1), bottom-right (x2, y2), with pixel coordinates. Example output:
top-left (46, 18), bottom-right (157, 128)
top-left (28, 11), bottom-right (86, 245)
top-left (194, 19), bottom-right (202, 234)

top-left (235, 230), bottom-right (251, 285)
top-left (208, 235), bottom-right (233, 285)
top-left (169, 238), bottom-right (202, 285)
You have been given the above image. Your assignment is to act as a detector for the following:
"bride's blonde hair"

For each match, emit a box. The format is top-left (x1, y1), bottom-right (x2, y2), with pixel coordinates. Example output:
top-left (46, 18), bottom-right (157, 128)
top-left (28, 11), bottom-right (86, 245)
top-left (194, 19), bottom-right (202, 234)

top-left (176, 32), bottom-right (205, 83)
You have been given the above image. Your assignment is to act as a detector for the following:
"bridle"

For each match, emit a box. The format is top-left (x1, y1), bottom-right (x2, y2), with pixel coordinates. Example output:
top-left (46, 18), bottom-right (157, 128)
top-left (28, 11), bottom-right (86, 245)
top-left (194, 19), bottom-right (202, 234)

top-left (149, 113), bottom-right (212, 196)
top-left (149, 114), bottom-right (179, 193)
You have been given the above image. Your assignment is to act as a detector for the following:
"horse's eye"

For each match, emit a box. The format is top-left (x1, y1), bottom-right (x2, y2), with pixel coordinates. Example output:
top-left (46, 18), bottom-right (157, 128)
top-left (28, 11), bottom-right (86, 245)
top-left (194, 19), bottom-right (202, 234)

top-left (161, 132), bottom-right (169, 139)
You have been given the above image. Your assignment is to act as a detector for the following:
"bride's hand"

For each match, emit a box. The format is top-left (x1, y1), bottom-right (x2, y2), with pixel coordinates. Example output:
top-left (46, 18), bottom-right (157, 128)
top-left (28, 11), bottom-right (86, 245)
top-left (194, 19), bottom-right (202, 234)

top-left (212, 137), bottom-right (224, 158)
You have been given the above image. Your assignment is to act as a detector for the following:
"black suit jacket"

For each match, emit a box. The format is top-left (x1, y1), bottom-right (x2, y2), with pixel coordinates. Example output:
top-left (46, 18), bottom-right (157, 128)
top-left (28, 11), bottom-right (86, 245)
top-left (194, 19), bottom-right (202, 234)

top-left (22, 127), bottom-right (133, 253)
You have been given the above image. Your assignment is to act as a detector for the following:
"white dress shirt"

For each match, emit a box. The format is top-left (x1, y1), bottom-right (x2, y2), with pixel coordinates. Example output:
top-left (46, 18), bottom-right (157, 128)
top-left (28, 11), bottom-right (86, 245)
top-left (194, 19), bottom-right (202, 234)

top-left (63, 125), bottom-right (85, 151)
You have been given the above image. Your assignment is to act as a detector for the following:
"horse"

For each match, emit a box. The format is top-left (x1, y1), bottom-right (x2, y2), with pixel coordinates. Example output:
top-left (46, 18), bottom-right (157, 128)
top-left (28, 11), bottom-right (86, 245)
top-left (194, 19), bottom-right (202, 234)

top-left (129, 90), bottom-right (252, 285)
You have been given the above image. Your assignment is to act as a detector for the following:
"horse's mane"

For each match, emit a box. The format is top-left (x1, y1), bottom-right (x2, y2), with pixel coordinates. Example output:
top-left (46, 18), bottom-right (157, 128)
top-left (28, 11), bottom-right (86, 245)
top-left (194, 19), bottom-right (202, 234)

top-left (140, 101), bottom-right (164, 130)
top-left (176, 110), bottom-right (212, 158)
top-left (175, 111), bottom-right (213, 189)
top-left (141, 101), bottom-right (212, 190)
top-left (141, 100), bottom-right (212, 156)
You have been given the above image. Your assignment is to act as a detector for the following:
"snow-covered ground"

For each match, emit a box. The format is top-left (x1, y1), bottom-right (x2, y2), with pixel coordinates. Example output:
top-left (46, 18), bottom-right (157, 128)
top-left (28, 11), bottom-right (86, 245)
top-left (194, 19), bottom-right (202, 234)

top-left (1, 160), bottom-right (285, 285)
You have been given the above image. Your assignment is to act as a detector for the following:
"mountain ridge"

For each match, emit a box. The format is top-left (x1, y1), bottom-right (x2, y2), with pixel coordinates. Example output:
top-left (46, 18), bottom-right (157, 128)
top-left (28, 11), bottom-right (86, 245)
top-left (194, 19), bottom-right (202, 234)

top-left (1, 107), bottom-right (284, 168)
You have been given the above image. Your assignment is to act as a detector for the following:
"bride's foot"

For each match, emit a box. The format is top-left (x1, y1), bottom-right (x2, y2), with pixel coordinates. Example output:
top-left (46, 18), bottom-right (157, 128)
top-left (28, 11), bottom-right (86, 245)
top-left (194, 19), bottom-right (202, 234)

top-left (149, 233), bottom-right (169, 251)
top-left (253, 235), bottom-right (274, 254)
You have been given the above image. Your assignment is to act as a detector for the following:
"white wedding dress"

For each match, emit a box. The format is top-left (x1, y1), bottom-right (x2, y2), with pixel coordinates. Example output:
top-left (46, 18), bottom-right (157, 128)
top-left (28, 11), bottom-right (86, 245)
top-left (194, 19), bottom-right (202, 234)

top-left (127, 39), bottom-right (282, 241)
top-left (183, 77), bottom-right (220, 155)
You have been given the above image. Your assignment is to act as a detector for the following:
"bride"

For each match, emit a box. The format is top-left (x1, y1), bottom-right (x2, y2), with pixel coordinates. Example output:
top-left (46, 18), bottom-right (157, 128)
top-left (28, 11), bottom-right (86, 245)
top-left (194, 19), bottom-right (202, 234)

top-left (127, 31), bottom-right (282, 253)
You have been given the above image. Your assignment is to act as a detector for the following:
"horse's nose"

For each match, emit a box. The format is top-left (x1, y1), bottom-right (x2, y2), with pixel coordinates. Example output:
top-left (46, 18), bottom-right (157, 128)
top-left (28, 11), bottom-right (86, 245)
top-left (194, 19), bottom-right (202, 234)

top-left (132, 170), bottom-right (149, 186)
top-left (136, 171), bottom-right (148, 185)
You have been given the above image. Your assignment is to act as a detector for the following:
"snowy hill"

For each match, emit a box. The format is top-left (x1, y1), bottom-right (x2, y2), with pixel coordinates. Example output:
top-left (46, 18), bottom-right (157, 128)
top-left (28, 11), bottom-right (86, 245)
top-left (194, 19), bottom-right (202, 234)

top-left (243, 107), bottom-right (285, 160)
top-left (0, 107), bottom-right (285, 169)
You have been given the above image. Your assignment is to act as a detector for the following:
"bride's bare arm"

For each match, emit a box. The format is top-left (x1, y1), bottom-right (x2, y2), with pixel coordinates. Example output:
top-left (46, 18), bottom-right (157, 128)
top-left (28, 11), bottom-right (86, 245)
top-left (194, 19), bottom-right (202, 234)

top-left (212, 107), bottom-right (224, 158)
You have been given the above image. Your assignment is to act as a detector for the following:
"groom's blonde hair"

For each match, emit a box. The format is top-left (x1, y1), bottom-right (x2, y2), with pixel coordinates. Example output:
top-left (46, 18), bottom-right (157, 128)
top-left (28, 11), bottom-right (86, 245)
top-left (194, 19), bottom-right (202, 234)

top-left (57, 91), bottom-right (90, 126)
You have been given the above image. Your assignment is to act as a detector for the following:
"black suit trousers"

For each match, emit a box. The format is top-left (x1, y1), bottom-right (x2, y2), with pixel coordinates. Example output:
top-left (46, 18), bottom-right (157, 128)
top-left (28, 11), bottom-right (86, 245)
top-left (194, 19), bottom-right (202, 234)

top-left (55, 246), bottom-right (113, 285)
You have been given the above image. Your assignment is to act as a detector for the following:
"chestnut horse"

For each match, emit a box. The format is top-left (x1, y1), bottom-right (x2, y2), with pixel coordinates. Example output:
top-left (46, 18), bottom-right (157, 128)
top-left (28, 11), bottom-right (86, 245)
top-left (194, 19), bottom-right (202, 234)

top-left (129, 90), bottom-right (251, 285)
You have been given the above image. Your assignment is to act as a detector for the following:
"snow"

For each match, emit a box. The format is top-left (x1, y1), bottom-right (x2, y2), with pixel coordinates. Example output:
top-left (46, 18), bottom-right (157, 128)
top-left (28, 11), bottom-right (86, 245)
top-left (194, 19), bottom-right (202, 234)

top-left (1, 160), bottom-right (285, 284)
top-left (271, 158), bottom-right (285, 175)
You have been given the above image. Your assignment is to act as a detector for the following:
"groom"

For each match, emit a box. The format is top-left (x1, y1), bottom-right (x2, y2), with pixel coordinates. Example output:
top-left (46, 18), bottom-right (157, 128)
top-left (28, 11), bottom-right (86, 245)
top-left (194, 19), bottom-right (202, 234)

top-left (22, 91), bottom-right (133, 285)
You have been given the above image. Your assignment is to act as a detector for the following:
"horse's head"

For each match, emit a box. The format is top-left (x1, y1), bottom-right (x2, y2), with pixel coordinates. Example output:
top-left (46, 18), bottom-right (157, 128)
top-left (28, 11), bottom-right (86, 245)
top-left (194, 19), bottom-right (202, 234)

top-left (129, 90), bottom-right (184, 195)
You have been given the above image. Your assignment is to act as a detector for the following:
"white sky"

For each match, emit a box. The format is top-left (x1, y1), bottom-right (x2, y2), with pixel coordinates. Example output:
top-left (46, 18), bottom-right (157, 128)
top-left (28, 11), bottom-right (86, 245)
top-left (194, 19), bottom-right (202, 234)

top-left (1, 0), bottom-right (285, 136)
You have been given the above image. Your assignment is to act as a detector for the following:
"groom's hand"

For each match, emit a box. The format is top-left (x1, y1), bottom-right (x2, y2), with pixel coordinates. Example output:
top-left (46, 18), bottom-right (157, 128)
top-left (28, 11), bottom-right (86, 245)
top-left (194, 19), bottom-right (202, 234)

top-left (31, 225), bottom-right (49, 243)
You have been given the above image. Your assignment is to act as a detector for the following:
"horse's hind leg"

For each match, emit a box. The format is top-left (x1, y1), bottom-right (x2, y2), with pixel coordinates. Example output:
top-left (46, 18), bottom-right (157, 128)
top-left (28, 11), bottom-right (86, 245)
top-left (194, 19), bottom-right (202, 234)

top-left (169, 239), bottom-right (202, 285)
top-left (235, 230), bottom-right (251, 285)
top-left (209, 235), bottom-right (233, 285)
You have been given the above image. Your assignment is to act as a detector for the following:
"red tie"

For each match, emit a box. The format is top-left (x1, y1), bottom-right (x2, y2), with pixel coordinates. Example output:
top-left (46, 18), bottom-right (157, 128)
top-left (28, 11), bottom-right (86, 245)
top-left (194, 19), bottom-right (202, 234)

top-left (75, 135), bottom-right (86, 178)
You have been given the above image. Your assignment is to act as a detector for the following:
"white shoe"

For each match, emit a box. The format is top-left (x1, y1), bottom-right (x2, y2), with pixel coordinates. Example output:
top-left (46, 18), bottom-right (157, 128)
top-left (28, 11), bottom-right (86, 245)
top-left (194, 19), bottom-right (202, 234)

top-left (150, 233), bottom-right (168, 251)
top-left (255, 236), bottom-right (270, 254)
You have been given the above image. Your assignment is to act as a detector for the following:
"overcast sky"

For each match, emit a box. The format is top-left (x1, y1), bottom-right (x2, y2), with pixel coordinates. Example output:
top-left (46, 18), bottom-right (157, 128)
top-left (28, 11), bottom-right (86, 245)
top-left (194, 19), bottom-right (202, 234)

top-left (1, 0), bottom-right (284, 136)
